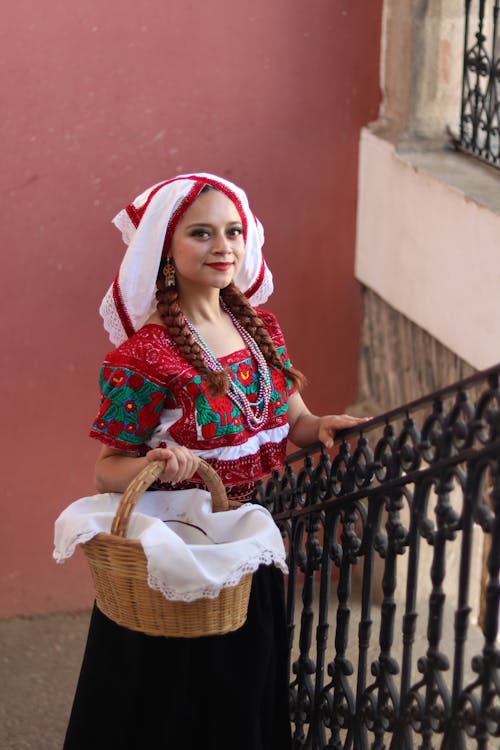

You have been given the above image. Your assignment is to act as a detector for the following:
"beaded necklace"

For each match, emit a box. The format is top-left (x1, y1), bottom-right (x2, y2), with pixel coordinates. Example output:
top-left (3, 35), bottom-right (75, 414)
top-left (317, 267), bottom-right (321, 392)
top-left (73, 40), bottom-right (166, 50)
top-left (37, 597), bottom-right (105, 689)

top-left (183, 301), bottom-right (273, 432)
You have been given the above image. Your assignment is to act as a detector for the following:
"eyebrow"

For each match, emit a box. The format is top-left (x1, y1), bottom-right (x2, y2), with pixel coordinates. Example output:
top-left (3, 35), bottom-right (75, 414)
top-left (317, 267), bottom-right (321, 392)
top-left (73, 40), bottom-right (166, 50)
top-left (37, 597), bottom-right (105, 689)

top-left (185, 221), bottom-right (243, 229)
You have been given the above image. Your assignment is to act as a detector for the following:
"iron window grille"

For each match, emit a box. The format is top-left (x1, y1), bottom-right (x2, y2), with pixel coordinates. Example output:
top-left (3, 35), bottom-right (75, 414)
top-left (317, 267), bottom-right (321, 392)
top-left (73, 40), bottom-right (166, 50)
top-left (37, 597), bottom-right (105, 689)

top-left (457, 0), bottom-right (500, 168)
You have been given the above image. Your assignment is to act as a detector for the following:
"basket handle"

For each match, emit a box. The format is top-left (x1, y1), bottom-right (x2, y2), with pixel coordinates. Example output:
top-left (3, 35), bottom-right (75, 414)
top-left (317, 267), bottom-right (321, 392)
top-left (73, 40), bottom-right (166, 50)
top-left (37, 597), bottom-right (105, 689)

top-left (110, 458), bottom-right (229, 538)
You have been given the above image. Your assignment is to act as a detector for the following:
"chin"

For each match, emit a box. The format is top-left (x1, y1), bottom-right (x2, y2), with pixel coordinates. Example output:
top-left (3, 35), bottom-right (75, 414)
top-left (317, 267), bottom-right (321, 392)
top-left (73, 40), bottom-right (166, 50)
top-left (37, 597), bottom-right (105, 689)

top-left (207, 273), bottom-right (236, 288)
top-left (214, 279), bottom-right (234, 290)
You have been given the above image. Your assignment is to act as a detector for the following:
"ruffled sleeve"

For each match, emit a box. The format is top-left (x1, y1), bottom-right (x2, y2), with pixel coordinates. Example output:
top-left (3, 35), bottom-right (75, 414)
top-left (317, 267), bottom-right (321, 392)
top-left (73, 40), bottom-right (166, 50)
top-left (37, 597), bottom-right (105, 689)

top-left (89, 364), bottom-right (174, 452)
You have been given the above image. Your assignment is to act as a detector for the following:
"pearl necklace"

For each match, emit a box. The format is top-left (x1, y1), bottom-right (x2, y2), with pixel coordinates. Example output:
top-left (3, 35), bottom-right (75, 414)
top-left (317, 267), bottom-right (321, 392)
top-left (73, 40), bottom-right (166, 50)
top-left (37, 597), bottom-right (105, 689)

top-left (183, 301), bottom-right (273, 432)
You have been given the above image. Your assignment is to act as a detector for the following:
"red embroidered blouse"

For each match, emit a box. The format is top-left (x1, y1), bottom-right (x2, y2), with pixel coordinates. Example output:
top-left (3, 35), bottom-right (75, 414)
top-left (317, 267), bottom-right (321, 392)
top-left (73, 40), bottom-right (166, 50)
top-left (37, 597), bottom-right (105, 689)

top-left (89, 309), bottom-right (294, 488)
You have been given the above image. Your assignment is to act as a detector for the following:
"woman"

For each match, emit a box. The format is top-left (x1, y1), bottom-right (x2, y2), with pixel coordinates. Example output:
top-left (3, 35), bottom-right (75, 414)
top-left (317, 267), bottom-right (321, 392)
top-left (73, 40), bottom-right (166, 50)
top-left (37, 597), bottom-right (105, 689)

top-left (63, 173), bottom-right (365, 749)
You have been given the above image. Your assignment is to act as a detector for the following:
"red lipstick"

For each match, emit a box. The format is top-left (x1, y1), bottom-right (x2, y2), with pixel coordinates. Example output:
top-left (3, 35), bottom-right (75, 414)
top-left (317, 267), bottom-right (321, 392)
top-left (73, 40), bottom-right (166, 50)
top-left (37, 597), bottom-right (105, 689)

top-left (206, 263), bottom-right (233, 271)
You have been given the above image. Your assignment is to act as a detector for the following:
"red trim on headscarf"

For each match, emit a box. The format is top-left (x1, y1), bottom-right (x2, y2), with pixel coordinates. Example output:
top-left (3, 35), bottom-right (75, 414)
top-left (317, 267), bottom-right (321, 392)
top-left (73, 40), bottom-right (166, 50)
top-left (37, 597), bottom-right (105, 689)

top-left (115, 182), bottom-right (207, 337)
top-left (125, 175), bottom-right (248, 244)
top-left (162, 182), bottom-right (205, 256)
top-left (124, 204), bottom-right (142, 228)
top-left (118, 175), bottom-right (257, 332)
top-left (243, 257), bottom-right (266, 300)
top-left (183, 176), bottom-right (248, 241)
top-left (112, 275), bottom-right (135, 338)
top-left (125, 178), bottom-right (178, 227)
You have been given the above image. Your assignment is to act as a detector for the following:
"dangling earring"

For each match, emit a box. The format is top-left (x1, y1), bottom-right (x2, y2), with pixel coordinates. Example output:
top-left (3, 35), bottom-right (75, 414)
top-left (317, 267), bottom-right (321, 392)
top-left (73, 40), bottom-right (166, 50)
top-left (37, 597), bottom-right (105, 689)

top-left (163, 256), bottom-right (176, 287)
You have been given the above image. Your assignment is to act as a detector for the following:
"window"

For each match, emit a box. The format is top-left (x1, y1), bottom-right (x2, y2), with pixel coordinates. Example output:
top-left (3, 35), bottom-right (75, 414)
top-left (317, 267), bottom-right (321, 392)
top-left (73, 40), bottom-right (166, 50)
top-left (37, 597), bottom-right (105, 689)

top-left (456, 0), bottom-right (500, 167)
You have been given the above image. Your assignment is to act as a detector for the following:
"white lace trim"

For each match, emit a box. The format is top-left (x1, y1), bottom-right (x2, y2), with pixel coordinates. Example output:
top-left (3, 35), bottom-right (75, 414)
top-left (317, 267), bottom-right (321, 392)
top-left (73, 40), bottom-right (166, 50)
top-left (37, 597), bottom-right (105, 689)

top-left (149, 421), bottom-right (289, 460)
top-left (100, 175), bottom-right (274, 346)
top-left (53, 530), bottom-right (99, 563)
top-left (246, 266), bottom-right (274, 307)
top-left (99, 285), bottom-right (127, 346)
top-left (147, 549), bottom-right (288, 602)
top-left (112, 208), bottom-right (136, 246)
top-left (53, 490), bottom-right (288, 603)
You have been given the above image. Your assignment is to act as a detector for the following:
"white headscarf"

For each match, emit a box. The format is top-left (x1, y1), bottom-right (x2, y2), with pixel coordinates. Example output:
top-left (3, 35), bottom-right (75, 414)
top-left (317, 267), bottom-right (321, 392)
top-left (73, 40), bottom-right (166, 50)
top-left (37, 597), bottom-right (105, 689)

top-left (100, 172), bottom-right (274, 346)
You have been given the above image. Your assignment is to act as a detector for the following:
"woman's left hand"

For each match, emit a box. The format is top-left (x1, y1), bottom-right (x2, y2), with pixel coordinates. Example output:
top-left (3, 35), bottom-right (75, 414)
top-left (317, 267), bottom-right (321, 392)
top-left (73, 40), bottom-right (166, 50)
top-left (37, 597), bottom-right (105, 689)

top-left (287, 392), bottom-right (371, 450)
top-left (318, 414), bottom-right (371, 449)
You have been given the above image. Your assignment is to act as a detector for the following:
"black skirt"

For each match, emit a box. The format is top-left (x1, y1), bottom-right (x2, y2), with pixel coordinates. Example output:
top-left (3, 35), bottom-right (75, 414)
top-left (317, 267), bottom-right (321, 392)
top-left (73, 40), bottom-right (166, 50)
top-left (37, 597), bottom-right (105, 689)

top-left (63, 565), bottom-right (291, 750)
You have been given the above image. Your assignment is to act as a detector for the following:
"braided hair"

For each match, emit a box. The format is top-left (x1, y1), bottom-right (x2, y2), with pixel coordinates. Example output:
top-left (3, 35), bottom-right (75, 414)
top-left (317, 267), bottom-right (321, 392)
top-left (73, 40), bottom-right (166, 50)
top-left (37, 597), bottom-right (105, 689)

top-left (156, 260), bottom-right (306, 397)
top-left (220, 282), bottom-right (306, 391)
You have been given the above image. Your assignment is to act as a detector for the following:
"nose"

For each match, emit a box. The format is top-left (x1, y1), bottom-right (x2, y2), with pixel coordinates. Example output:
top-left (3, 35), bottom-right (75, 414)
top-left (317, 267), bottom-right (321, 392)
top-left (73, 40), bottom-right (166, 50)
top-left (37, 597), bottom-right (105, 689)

top-left (212, 231), bottom-right (232, 255)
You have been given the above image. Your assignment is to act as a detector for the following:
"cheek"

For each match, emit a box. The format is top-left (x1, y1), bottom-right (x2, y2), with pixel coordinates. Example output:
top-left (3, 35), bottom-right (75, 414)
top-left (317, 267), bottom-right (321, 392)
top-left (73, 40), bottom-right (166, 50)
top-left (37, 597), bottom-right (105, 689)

top-left (171, 242), bottom-right (202, 269)
top-left (234, 243), bottom-right (245, 265)
top-left (233, 252), bottom-right (244, 274)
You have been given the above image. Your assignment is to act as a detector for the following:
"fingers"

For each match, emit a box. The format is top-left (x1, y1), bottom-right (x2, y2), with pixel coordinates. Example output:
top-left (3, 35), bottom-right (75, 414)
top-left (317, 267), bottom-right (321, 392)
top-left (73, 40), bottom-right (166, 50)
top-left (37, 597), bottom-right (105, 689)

top-left (146, 446), bottom-right (200, 484)
top-left (327, 414), bottom-right (371, 428)
top-left (318, 430), bottom-right (333, 448)
top-left (145, 447), bottom-right (173, 463)
top-left (319, 413), bottom-right (372, 448)
top-left (336, 413), bottom-right (371, 425)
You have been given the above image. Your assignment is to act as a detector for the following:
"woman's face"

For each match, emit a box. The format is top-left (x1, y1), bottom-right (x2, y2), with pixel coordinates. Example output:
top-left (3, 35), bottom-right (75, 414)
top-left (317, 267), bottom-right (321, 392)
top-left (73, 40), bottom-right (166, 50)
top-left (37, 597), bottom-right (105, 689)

top-left (169, 189), bottom-right (245, 293)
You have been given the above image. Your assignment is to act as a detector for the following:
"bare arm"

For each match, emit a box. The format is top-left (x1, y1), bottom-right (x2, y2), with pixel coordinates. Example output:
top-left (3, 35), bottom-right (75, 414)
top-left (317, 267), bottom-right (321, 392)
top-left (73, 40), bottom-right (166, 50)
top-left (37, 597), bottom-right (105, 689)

top-left (287, 392), bottom-right (369, 449)
top-left (95, 445), bottom-right (200, 493)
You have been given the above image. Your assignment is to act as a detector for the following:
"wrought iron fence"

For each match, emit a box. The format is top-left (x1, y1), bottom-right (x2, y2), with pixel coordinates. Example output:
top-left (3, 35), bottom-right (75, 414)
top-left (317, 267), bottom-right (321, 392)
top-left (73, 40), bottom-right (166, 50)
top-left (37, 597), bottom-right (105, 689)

top-left (258, 363), bottom-right (500, 749)
top-left (457, 0), bottom-right (500, 167)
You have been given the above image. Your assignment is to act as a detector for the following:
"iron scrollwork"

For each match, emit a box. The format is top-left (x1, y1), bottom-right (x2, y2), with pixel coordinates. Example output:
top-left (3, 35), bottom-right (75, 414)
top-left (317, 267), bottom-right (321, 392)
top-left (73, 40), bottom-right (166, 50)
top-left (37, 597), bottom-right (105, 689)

top-left (457, 0), bottom-right (500, 168)
top-left (257, 364), bottom-right (500, 748)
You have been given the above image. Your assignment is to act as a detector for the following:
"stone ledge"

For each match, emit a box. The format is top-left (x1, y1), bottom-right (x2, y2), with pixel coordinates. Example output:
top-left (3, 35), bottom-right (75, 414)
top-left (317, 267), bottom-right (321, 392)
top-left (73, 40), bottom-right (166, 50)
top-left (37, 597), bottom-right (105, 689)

top-left (355, 126), bottom-right (500, 371)
top-left (396, 137), bottom-right (500, 216)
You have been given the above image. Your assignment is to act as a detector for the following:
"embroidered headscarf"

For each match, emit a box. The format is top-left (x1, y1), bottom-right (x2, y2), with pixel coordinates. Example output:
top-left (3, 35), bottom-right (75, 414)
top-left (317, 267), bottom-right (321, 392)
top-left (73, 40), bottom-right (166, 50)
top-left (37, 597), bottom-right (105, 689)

top-left (100, 172), bottom-right (273, 346)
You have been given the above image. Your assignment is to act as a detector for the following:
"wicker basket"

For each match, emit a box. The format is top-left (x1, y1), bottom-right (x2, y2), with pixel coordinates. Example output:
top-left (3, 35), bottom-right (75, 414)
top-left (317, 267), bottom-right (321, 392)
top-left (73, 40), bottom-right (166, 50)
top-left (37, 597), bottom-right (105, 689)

top-left (82, 458), bottom-right (252, 637)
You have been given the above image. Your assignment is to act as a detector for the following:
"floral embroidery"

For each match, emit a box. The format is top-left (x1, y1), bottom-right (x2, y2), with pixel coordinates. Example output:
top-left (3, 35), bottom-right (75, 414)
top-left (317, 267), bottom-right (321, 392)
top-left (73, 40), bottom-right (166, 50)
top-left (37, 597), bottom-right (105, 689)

top-left (108, 420), bottom-right (125, 437)
top-left (91, 366), bottom-right (176, 447)
top-left (184, 349), bottom-right (292, 442)
top-left (187, 376), bottom-right (242, 440)
top-left (89, 309), bottom-right (295, 483)
top-left (128, 373), bottom-right (144, 391)
top-left (236, 362), bottom-right (253, 386)
top-left (109, 369), bottom-right (127, 387)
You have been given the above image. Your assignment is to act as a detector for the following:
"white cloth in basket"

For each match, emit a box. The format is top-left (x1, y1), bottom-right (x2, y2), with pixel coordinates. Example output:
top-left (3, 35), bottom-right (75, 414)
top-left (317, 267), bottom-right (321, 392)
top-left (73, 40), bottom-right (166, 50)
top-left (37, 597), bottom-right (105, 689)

top-left (53, 489), bottom-right (288, 602)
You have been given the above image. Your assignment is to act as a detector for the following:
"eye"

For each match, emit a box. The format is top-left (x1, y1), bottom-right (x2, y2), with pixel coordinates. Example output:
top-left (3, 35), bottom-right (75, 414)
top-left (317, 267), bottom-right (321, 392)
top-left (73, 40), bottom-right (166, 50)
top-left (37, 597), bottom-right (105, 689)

top-left (190, 228), bottom-right (210, 238)
top-left (227, 226), bottom-right (243, 237)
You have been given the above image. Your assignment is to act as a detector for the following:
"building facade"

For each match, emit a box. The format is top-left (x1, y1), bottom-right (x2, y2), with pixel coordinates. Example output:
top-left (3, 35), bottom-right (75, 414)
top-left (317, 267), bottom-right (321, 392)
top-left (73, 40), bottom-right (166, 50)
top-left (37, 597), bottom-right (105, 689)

top-left (1, 0), bottom-right (383, 616)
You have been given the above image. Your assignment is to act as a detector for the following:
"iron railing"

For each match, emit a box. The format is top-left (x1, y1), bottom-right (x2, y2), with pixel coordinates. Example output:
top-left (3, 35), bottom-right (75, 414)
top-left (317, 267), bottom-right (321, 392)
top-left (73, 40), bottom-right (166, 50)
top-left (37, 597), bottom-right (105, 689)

top-left (457, 0), bottom-right (500, 167)
top-left (258, 363), bottom-right (500, 749)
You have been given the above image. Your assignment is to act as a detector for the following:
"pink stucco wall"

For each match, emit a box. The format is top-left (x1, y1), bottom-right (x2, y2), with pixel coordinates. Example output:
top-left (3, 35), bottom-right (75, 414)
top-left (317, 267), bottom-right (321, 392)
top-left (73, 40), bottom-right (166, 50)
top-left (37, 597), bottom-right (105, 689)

top-left (1, 0), bottom-right (382, 616)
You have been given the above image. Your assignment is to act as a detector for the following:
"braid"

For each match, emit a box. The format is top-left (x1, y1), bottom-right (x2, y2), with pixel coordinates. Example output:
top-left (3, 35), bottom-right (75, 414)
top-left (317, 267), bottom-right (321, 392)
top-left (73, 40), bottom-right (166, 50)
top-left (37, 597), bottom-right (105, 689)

top-left (156, 263), bottom-right (230, 397)
top-left (220, 283), bottom-right (306, 391)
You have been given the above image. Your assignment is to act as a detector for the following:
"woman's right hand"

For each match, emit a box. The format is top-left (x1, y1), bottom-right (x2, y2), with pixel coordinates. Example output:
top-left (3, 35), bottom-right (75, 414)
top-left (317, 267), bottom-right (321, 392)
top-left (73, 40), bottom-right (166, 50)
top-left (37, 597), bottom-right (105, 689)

top-left (145, 446), bottom-right (200, 484)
